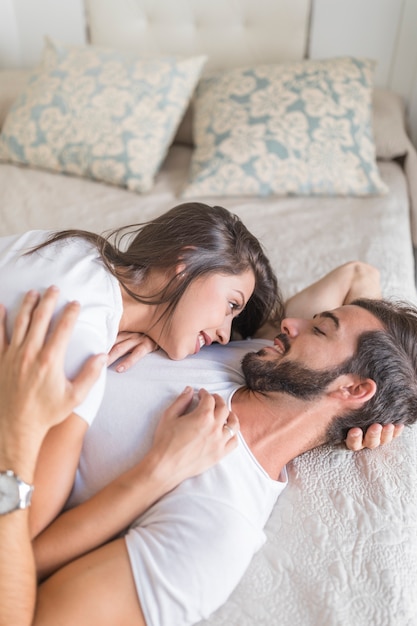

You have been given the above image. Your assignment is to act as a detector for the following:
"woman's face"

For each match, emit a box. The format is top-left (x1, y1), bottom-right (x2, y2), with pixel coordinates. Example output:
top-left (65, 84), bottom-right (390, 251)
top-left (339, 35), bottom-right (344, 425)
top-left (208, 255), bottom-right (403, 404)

top-left (150, 270), bottom-right (256, 360)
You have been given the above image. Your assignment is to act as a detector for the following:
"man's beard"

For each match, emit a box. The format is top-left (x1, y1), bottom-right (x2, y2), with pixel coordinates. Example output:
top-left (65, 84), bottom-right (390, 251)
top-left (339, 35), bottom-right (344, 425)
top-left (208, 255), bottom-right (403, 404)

top-left (241, 350), bottom-right (344, 400)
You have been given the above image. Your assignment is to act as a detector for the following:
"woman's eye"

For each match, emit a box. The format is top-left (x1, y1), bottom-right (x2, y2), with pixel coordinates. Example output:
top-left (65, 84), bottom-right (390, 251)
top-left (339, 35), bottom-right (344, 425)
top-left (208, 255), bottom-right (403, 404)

top-left (313, 326), bottom-right (326, 336)
top-left (229, 302), bottom-right (241, 313)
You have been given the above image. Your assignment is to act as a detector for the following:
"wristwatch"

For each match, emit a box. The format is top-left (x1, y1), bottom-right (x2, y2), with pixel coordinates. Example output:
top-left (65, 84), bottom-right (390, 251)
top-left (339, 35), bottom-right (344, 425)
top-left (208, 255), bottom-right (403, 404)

top-left (0, 470), bottom-right (34, 515)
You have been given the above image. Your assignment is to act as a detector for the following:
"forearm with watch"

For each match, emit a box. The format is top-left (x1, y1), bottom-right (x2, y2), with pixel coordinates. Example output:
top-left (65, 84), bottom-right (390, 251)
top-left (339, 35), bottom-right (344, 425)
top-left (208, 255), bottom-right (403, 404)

top-left (0, 430), bottom-right (41, 626)
top-left (0, 288), bottom-right (106, 626)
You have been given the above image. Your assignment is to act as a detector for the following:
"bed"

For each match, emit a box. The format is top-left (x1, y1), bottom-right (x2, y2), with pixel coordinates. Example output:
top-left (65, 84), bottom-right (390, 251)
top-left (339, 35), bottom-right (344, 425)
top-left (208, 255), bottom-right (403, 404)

top-left (1, 1), bottom-right (417, 624)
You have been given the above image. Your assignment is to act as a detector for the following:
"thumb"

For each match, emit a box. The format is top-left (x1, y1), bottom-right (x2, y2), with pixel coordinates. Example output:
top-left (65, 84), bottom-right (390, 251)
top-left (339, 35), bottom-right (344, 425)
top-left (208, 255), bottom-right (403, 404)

top-left (160, 386), bottom-right (195, 424)
top-left (70, 353), bottom-right (107, 405)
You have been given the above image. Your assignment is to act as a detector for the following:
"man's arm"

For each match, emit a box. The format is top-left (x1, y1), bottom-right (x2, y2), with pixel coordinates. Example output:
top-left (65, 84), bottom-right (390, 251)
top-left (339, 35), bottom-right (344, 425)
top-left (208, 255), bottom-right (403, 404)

top-left (0, 288), bottom-right (105, 626)
top-left (284, 261), bottom-right (381, 319)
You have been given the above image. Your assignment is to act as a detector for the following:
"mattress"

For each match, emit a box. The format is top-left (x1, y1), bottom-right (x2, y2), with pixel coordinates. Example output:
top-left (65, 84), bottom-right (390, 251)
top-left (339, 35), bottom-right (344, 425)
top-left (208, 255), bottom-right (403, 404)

top-left (0, 127), bottom-right (416, 626)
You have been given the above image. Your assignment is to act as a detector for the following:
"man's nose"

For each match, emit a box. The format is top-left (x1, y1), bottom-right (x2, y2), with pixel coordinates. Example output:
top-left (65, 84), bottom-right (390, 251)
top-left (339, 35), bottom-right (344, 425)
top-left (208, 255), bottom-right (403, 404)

top-left (280, 317), bottom-right (303, 338)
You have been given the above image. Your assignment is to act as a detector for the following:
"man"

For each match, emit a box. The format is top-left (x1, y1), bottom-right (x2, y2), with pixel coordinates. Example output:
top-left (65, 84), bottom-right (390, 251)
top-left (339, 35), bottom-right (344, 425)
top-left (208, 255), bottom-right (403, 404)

top-left (1, 264), bottom-right (411, 626)
top-left (0, 288), bottom-right (106, 626)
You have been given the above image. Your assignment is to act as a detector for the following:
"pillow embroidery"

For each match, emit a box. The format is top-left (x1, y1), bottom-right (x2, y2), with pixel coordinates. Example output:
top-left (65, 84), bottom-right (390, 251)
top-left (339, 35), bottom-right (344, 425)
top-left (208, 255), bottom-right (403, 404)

top-left (0, 38), bottom-right (206, 192)
top-left (183, 57), bottom-right (387, 197)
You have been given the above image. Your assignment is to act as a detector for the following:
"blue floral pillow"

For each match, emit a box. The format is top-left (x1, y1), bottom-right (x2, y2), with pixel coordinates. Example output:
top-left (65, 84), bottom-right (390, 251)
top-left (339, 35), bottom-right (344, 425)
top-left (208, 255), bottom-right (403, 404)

top-left (0, 38), bottom-right (206, 192)
top-left (183, 57), bottom-right (387, 197)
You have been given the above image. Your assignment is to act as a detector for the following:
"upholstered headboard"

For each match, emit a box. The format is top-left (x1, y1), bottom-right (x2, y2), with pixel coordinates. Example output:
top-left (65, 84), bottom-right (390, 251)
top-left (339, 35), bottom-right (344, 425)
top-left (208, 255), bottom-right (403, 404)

top-left (85, 0), bottom-right (311, 72)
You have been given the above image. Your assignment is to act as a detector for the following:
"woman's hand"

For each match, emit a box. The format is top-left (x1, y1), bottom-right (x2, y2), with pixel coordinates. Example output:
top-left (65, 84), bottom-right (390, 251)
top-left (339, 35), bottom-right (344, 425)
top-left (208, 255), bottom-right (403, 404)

top-left (108, 331), bottom-right (158, 372)
top-left (345, 423), bottom-right (404, 451)
top-left (149, 387), bottom-right (239, 490)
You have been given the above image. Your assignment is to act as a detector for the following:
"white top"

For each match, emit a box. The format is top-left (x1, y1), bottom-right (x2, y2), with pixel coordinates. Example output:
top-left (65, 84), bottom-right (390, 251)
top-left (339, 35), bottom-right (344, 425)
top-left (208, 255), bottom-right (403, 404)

top-left (68, 341), bottom-right (287, 625)
top-left (0, 230), bottom-right (123, 424)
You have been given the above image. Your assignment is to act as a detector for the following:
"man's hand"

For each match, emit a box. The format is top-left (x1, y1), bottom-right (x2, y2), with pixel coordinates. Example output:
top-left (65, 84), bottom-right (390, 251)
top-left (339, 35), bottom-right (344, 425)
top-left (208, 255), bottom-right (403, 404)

top-left (0, 287), bottom-right (106, 471)
top-left (345, 423), bottom-right (404, 451)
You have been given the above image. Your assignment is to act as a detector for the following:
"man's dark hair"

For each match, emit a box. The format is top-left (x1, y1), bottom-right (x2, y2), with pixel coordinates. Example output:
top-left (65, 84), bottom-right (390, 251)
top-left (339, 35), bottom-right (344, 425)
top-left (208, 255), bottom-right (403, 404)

top-left (325, 298), bottom-right (417, 444)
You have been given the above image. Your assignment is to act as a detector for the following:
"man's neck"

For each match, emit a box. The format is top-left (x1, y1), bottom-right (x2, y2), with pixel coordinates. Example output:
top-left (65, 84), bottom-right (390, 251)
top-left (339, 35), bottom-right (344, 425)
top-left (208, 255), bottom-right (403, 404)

top-left (231, 387), bottom-right (334, 480)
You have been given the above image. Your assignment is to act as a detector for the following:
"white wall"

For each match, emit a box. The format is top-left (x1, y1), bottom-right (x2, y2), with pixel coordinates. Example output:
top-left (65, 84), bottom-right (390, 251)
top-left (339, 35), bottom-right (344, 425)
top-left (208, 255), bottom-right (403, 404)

top-left (1, 0), bottom-right (417, 142)
top-left (0, 0), bottom-right (86, 67)
top-left (309, 0), bottom-right (417, 144)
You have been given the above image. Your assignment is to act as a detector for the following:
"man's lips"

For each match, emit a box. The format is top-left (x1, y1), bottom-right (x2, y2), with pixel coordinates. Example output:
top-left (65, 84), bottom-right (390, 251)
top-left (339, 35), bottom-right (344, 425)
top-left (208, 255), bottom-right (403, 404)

top-left (273, 334), bottom-right (290, 354)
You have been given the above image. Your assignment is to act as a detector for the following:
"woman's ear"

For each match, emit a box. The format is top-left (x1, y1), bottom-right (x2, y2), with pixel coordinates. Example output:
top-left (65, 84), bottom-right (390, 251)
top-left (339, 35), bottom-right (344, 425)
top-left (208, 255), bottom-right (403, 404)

top-left (329, 374), bottom-right (377, 404)
top-left (175, 245), bottom-right (196, 278)
top-left (175, 262), bottom-right (187, 278)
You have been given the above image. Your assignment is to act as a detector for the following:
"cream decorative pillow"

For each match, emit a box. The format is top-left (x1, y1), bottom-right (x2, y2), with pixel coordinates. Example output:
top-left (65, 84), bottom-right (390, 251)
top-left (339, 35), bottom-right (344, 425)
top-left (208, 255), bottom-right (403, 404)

top-left (183, 57), bottom-right (387, 197)
top-left (0, 38), bottom-right (206, 192)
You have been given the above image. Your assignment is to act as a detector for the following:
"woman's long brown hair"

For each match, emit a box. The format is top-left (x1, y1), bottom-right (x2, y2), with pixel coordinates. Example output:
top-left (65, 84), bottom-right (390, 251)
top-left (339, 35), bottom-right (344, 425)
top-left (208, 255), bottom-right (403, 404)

top-left (29, 202), bottom-right (284, 337)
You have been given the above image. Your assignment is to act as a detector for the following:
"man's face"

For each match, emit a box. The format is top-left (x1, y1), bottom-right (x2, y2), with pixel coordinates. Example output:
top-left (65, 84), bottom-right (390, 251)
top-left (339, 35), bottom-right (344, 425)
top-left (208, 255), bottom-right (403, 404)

top-left (242, 305), bottom-right (384, 398)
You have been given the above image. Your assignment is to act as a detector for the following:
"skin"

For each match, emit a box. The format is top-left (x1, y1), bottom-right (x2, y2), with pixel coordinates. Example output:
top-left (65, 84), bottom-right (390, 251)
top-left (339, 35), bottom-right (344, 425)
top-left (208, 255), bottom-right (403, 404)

top-left (32, 301), bottom-right (385, 625)
top-left (145, 270), bottom-right (255, 360)
top-left (0, 288), bottom-right (239, 626)
top-left (279, 261), bottom-right (400, 451)
top-left (232, 304), bottom-right (384, 478)
top-left (0, 261), bottom-right (396, 625)
top-left (0, 288), bottom-right (106, 626)
top-left (110, 269), bottom-right (255, 368)
top-left (29, 269), bottom-right (255, 539)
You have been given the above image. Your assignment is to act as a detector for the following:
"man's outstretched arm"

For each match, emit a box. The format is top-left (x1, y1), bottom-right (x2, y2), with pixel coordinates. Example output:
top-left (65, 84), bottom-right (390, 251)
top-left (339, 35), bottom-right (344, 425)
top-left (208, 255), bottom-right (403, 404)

top-left (0, 288), bottom-right (105, 626)
top-left (283, 261), bottom-right (381, 319)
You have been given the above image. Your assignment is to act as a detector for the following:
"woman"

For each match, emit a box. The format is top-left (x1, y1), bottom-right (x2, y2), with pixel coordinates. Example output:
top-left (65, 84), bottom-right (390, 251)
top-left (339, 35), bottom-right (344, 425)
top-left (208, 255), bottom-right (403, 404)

top-left (0, 202), bottom-right (282, 538)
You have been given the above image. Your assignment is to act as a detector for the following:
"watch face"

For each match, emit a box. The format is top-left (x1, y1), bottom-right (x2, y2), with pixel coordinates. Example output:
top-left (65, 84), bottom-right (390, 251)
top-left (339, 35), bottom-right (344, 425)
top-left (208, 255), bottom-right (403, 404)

top-left (0, 472), bottom-right (20, 514)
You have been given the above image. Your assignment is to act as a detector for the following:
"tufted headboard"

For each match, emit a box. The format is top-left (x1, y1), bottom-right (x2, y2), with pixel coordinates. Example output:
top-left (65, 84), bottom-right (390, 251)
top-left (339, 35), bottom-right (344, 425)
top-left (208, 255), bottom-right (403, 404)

top-left (85, 0), bottom-right (311, 72)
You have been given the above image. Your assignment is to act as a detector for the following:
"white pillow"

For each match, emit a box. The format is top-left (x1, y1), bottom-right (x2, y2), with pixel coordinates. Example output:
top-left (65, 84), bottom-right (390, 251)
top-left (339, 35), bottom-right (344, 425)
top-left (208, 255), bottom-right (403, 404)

top-left (0, 38), bottom-right (206, 192)
top-left (183, 57), bottom-right (387, 197)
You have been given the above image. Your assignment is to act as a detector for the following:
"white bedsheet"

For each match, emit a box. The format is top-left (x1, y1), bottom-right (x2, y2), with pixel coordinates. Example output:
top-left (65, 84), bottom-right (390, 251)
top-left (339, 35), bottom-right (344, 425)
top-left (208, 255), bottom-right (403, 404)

top-left (0, 146), bottom-right (415, 303)
top-left (1, 148), bottom-right (417, 625)
top-left (200, 426), bottom-right (417, 626)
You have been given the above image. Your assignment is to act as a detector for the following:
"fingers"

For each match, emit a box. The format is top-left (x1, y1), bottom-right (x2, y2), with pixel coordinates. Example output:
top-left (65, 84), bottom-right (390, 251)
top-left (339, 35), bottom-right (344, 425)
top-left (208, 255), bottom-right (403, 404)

top-left (162, 386), bottom-right (195, 422)
top-left (361, 423), bottom-right (383, 449)
top-left (70, 353), bottom-right (107, 406)
top-left (24, 287), bottom-right (63, 352)
top-left (42, 300), bottom-right (81, 364)
top-left (392, 424), bottom-right (405, 440)
top-left (379, 424), bottom-right (395, 446)
top-left (107, 333), bottom-right (141, 365)
top-left (9, 290), bottom-right (40, 347)
top-left (223, 411), bottom-right (240, 447)
top-left (115, 339), bottom-right (158, 372)
top-left (108, 333), bottom-right (158, 371)
top-left (345, 422), bottom-right (404, 451)
top-left (345, 427), bottom-right (364, 451)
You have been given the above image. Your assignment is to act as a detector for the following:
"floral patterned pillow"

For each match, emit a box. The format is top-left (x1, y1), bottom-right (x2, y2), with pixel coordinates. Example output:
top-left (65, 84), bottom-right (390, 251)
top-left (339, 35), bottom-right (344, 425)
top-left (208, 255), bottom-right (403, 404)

top-left (183, 57), bottom-right (387, 197)
top-left (0, 38), bottom-right (206, 192)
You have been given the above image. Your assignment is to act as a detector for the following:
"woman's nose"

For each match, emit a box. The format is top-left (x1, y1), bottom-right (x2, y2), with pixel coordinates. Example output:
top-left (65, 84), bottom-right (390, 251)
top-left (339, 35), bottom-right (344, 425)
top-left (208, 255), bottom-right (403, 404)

top-left (216, 317), bottom-right (233, 344)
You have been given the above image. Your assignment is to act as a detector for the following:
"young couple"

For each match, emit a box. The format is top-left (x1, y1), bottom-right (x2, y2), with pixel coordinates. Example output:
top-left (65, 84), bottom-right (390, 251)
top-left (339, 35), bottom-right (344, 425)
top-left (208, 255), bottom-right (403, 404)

top-left (0, 203), bottom-right (415, 626)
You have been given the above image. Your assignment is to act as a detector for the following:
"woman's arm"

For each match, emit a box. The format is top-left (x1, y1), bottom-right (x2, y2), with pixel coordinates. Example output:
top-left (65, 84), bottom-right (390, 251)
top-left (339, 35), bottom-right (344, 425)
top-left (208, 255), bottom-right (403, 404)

top-left (34, 388), bottom-right (239, 580)
top-left (29, 415), bottom-right (87, 539)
